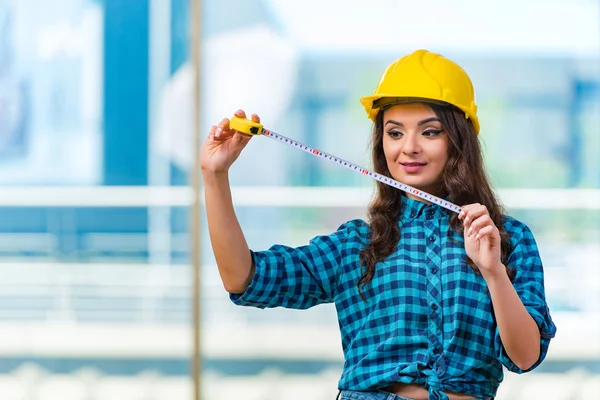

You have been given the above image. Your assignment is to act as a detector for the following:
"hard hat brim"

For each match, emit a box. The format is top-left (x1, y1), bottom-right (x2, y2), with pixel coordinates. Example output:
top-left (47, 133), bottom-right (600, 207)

top-left (360, 95), bottom-right (480, 134)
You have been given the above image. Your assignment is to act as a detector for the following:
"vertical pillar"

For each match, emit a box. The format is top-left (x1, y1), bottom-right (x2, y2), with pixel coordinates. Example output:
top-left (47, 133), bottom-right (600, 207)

top-left (103, 0), bottom-right (149, 185)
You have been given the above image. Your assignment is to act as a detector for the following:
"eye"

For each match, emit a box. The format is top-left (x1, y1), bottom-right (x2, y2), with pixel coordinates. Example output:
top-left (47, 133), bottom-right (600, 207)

top-left (387, 130), bottom-right (403, 139)
top-left (422, 129), bottom-right (442, 137)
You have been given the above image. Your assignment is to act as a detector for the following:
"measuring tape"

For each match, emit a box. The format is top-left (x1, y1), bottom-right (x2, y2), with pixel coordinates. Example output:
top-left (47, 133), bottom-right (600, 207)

top-left (229, 116), bottom-right (462, 214)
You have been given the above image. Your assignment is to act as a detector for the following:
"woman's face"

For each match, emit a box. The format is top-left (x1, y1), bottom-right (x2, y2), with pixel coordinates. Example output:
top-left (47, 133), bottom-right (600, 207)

top-left (381, 103), bottom-right (449, 200)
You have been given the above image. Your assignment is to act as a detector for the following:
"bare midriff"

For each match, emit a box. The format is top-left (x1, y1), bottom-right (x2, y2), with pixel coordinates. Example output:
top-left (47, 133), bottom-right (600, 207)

top-left (384, 382), bottom-right (480, 400)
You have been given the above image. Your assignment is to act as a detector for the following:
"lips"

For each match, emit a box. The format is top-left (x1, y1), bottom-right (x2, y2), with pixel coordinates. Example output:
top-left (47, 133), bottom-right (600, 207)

top-left (401, 162), bottom-right (427, 173)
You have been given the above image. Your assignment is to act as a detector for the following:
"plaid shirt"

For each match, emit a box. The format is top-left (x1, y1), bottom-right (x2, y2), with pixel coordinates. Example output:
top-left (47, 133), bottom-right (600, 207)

top-left (230, 196), bottom-right (557, 400)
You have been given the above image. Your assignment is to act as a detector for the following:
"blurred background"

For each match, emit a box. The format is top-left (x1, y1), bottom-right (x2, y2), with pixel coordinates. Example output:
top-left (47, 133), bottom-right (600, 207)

top-left (0, 0), bottom-right (598, 399)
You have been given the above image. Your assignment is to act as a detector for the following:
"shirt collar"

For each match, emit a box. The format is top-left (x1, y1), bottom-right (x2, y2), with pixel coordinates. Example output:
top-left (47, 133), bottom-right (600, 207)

top-left (400, 194), bottom-right (449, 221)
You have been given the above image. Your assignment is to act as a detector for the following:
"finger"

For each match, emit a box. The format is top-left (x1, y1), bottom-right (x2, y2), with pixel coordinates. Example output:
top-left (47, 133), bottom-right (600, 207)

top-left (251, 113), bottom-right (261, 123)
top-left (475, 225), bottom-right (494, 241)
top-left (206, 125), bottom-right (217, 142)
top-left (234, 109), bottom-right (247, 119)
top-left (468, 213), bottom-right (492, 232)
top-left (215, 117), bottom-right (232, 138)
top-left (458, 203), bottom-right (479, 221)
top-left (462, 204), bottom-right (488, 227)
top-left (467, 215), bottom-right (493, 237)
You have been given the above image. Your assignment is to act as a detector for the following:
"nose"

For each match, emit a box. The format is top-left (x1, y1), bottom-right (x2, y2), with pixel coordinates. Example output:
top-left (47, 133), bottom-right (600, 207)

top-left (402, 132), bottom-right (421, 155)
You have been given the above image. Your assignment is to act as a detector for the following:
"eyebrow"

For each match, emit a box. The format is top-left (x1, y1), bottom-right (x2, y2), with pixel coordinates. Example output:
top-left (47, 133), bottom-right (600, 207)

top-left (385, 117), bottom-right (441, 127)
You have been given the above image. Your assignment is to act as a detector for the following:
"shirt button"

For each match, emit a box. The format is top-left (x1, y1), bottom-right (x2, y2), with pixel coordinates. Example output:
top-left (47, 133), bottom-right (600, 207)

top-left (428, 236), bottom-right (436, 242)
top-left (431, 268), bottom-right (438, 274)
top-left (410, 212), bottom-right (416, 218)
top-left (431, 304), bottom-right (438, 310)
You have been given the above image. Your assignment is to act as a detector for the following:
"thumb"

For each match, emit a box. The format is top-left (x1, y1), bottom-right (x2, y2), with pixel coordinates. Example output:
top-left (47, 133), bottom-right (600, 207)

top-left (230, 131), bottom-right (252, 152)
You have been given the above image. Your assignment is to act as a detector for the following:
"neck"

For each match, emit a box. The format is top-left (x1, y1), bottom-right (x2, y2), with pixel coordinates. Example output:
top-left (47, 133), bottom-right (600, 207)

top-left (405, 192), bottom-right (432, 204)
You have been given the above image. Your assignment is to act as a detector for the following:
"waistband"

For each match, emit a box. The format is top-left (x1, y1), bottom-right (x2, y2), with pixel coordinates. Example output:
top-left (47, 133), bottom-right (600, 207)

top-left (336, 390), bottom-right (493, 400)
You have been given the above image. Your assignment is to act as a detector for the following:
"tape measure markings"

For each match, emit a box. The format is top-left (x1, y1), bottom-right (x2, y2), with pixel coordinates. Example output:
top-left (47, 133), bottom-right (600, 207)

top-left (261, 128), bottom-right (461, 214)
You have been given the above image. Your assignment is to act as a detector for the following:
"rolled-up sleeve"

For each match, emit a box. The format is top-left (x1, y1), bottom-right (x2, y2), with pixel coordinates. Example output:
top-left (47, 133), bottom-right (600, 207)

top-left (495, 220), bottom-right (557, 373)
top-left (229, 221), bottom-right (355, 309)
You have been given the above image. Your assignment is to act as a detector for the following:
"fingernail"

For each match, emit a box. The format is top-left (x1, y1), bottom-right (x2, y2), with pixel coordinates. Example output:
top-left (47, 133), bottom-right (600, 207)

top-left (215, 128), bottom-right (222, 137)
top-left (475, 234), bottom-right (480, 240)
top-left (464, 216), bottom-right (469, 224)
top-left (468, 227), bottom-right (473, 236)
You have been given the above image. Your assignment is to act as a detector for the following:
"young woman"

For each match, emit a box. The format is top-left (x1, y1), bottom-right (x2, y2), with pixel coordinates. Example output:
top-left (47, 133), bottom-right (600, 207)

top-left (200, 49), bottom-right (557, 400)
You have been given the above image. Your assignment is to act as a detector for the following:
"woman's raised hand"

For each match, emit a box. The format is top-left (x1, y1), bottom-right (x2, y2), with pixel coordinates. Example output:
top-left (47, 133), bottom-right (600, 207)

top-left (200, 109), bottom-right (261, 174)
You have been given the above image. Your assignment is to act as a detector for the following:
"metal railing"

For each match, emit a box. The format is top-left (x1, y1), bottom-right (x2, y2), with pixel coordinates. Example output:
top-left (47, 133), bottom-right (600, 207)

top-left (0, 186), bottom-right (598, 208)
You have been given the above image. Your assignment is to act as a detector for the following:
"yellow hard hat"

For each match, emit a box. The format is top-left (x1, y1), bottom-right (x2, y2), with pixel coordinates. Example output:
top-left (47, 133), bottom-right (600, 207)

top-left (360, 49), bottom-right (480, 134)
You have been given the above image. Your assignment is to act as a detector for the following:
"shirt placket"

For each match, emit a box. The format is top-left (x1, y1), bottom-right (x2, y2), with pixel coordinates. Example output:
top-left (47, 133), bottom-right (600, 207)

top-left (424, 219), bottom-right (444, 373)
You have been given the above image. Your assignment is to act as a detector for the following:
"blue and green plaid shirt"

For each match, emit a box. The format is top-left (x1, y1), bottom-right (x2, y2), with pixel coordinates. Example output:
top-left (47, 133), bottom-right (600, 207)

top-left (230, 196), bottom-right (556, 399)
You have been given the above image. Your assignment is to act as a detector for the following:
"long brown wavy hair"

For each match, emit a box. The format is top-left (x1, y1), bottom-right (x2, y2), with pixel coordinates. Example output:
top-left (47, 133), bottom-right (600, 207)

top-left (357, 102), bottom-right (514, 298)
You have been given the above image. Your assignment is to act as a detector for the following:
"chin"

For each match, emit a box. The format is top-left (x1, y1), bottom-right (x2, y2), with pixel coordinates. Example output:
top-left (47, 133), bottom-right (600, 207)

top-left (393, 175), bottom-right (427, 188)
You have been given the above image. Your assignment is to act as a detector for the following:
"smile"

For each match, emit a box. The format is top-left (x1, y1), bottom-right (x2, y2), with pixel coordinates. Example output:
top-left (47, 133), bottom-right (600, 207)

top-left (400, 162), bottom-right (427, 172)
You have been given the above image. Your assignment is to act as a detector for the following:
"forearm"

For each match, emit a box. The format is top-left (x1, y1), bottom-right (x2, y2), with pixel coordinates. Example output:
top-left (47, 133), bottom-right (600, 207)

top-left (203, 171), bottom-right (255, 293)
top-left (484, 267), bottom-right (541, 370)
